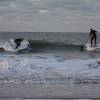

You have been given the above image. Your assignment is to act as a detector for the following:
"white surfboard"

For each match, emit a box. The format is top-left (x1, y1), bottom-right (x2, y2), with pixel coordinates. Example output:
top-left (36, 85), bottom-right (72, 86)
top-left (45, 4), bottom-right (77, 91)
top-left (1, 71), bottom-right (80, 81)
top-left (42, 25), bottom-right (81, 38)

top-left (85, 43), bottom-right (100, 52)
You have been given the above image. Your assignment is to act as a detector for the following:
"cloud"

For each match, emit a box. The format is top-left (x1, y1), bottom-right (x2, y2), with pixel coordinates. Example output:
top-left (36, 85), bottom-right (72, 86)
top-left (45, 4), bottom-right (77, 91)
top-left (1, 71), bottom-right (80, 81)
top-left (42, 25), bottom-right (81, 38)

top-left (39, 10), bottom-right (48, 14)
top-left (0, 0), bottom-right (99, 17)
top-left (0, 0), bottom-right (100, 32)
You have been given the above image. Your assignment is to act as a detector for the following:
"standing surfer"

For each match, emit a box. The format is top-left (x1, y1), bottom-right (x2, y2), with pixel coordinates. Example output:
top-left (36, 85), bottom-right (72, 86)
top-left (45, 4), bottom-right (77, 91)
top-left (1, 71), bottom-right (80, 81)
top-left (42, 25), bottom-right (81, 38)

top-left (89, 28), bottom-right (97, 47)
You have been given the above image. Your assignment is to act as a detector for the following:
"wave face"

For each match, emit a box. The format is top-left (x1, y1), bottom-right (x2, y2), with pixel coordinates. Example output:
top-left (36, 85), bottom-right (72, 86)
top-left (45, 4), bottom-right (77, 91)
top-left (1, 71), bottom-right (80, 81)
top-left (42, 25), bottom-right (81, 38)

top-left (0, 39), bottom-right (85, 53)
top-left (0, 32), bottom-right (100, 53)
top-left (1, 39), bottom-right (100, 53)
top-left (28, 40), bottom-right (84, 49)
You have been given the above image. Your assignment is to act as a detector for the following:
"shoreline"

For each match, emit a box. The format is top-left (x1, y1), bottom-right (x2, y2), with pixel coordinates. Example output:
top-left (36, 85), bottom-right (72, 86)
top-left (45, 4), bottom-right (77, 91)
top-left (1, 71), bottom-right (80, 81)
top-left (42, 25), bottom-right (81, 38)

top-left (0, 83), bottom-right (100, 99)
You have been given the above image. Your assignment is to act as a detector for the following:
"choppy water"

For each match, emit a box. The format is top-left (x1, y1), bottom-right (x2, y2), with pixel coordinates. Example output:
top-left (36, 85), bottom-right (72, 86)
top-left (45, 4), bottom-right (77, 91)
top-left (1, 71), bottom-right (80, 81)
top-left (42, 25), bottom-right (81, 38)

top-left (0, 54), bottom-right (100, 84)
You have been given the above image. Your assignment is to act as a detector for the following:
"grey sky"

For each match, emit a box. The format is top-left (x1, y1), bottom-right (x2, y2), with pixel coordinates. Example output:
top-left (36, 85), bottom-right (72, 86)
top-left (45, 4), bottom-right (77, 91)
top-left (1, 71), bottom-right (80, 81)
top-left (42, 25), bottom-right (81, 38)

top-left (0, 0), bottom-right (100, 32)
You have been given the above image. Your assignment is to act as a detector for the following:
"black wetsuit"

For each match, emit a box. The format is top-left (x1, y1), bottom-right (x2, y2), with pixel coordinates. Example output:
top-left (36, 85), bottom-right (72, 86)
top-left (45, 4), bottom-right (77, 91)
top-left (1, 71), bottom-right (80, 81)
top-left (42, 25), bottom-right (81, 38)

top-left (89, 29), bottom-right (97, 47)
top-left (14, 38), bottom-right (23, 49)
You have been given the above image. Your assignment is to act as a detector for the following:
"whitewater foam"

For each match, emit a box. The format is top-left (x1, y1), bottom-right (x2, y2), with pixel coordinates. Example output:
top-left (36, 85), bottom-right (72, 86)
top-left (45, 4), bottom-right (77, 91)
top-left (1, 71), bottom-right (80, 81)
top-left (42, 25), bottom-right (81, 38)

top-left (0, 54), bottom-right (100, 84)
top-left (85, 43), bottom-right (100, 52)
top-left (0, 39), bottom-right (29, 52)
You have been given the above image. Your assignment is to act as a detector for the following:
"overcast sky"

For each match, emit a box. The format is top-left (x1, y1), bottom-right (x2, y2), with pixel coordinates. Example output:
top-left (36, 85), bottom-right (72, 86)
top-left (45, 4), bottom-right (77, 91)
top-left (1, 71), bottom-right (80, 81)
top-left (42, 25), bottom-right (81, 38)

top-left (0, 0), bottom-right (100, 32)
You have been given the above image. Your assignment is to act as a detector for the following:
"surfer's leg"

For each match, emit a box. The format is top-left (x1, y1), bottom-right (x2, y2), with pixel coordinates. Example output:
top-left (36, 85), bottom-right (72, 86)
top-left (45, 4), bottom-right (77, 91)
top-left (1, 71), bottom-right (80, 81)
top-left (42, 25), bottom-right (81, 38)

top-left (14, 39), bottom-right (18, 49)
top-left (16, 45), bottom-right (18, 49)
top-left (91, 37), bottom-right (93, 47)
top-left (15, 42), bottom-right (18, 49)
top-left (17, 40), bottom-right (22, 48)
top-left (16, 43), bottom-right (19, 49)
top-left (94, 37), bottom-right (96, 46)
top-left (16, 41), bottom-right (20, 49)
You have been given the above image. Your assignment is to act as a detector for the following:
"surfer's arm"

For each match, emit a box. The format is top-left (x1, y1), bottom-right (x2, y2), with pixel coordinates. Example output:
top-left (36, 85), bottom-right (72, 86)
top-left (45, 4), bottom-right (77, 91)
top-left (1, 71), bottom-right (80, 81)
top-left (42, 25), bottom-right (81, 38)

top-left (89, 32), bottom-right (92, 37)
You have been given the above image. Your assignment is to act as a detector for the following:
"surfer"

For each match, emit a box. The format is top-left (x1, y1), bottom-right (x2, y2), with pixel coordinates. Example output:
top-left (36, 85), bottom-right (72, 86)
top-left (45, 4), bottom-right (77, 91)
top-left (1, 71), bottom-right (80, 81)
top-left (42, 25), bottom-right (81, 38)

top-left (89, 28), bottom-right (97, 47)
top-left (14, 38), bottom-right (23, 49)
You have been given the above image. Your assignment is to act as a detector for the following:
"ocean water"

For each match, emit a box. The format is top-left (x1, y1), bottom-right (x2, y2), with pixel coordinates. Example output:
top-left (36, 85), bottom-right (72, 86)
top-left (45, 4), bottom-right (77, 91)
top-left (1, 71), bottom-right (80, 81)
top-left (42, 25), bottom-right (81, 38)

top-left (0, 32), bottom-right (100, 45)
top-left (0, 32), bottom-right (100, 86)
top-left (0, 53), bottom-right (100, 84)
top-left (0, 32), bottom-right (99, 58)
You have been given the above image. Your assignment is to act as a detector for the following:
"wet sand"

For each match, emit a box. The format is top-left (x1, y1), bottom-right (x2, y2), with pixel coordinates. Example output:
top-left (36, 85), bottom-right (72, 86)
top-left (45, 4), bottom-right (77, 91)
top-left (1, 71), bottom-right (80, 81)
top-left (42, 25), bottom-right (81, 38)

top-left (0, 83), bottom-right (100, 99)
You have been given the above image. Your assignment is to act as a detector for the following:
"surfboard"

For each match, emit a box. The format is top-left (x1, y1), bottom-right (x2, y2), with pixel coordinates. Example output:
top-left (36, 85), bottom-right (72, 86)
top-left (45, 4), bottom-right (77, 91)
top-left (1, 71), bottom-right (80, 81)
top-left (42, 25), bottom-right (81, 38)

top-left (85, 43), bottom-right (100, 52)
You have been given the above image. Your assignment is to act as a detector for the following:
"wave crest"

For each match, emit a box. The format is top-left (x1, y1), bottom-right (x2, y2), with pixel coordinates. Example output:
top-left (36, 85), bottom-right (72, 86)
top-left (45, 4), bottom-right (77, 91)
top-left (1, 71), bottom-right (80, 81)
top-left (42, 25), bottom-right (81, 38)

top-left (0, 39), bottom-right (85, 53)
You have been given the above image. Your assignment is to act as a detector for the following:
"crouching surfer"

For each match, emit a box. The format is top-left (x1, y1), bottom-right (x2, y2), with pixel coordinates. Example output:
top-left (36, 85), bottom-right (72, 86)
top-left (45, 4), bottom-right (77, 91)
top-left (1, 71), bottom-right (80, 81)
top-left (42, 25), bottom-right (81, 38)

top-left (14, 38), bottom-right (24, 49)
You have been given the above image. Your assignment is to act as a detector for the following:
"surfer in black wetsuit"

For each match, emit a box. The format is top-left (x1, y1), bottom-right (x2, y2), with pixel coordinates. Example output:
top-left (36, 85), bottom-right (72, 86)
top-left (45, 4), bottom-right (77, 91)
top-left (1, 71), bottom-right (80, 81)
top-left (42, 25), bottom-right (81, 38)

top-left (14, 38), bottom-right (23, 49)
top-left (89, 28), bottom-right (97, 47)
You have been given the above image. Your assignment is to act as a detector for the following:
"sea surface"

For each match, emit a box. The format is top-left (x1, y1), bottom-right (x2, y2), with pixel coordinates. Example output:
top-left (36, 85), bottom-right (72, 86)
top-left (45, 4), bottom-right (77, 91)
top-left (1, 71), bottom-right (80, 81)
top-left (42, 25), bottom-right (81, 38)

top-left (0, 32), bottom-right (99, 58)
top-left (0, 32), bottom-right (100, 45)
top-left (0, 32), bottom-right (100, 98)
top-left (0, 32), bottom-right (100, 99)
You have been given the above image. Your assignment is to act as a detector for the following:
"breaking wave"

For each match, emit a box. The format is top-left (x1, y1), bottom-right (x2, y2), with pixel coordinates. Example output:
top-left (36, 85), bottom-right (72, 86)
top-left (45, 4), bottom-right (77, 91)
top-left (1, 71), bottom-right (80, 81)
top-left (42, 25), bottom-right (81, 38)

top-left (0, 39), bottom-right (87, 53)
top-left (0, 39), bottom-right (29, 52)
